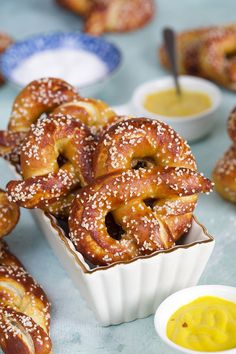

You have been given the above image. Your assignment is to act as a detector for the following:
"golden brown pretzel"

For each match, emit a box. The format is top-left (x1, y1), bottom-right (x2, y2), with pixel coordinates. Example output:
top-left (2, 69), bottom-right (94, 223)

top-left (56, 0), bottom-right (91, 16)
top-left (0, 78), bottom-right (79, 164)
top-left (0, 189), bottom-right (19, 239)
top-left (69, 167), bottom-right (212, 266)
top-left (0, 33), bottom-right (14, 86)
top-left (93, 117), bottom-right (199, 240)
top-left (56, 0), bottom-right (154, 35)
top-left (85, 0), bottom-right (155, 35)
top-left (0, 242), bottom-right (52, 354)
top-left (159, 24), bottom-right (236, 91)
top-left (8, 78), bottom-right (78, 133)
top-left (7, 113), bottom-right (94, 217)
top-left (52, 97), bottom-right (117, 135)
top-left (212, 108), bottom-right (236, 202)
top-left (0, 241), bottom-right (22, 267)
top-left (228, 107), bottom-right (236, 144)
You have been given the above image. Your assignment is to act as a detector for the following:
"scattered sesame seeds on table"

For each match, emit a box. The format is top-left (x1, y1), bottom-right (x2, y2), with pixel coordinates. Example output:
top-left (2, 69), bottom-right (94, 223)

top-left (0, 0), bottom-right (236, 353)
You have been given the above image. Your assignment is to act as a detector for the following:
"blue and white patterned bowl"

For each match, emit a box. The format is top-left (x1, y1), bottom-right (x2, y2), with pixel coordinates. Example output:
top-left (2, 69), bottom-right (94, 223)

top-left (0, 32), bottom-right (122, 95)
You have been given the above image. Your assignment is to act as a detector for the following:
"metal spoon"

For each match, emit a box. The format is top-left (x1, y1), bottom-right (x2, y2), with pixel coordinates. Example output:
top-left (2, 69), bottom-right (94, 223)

top-left (163, 27), bottom-right (181, 95)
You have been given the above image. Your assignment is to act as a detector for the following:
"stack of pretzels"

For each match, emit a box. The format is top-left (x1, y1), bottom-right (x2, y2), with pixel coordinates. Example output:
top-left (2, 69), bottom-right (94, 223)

top-left (213, 108), bottom-right (236, 202)
top-left (1, 77), bottom-right (213, 267)
top-left (159, 24), bottom-right (236, 91)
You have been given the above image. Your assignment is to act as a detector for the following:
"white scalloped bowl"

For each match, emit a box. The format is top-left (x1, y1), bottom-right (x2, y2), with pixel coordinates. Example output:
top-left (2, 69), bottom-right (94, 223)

top-left (31, 209), bottom-right (215, 326)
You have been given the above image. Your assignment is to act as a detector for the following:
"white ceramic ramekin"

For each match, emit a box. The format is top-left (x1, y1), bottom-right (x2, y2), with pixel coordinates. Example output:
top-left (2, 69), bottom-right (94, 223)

top-left (31, 210), bottom-right (214, 326)
top-left (154, 285), bottom-right (236, 354)
top-left (131, 76), bottom-right (222, 142)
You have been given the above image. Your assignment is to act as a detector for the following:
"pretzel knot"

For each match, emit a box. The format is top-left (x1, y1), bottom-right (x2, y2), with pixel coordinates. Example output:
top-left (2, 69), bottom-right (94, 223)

top-left (93, 118), bottom-right (198, 240)
top-left (213, 107), bottom-right (236, 202)
top-left (0, 77), bottom-right (79, 162)
top-left (0, 242), bottom-right (52, 354)
top-left (7, 113), bottom-right (94, 217)
top-left (69, 167), bottom-right (212, 266)
top-left (0, 189), bottom-right (19, 239)
top-left (69, 118), bottom-right (212, 266)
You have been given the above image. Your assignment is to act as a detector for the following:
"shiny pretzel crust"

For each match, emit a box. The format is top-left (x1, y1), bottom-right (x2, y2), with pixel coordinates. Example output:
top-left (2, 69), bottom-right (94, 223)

top-left (69, 167), bottom-right (212, 266)
top-left (0, 242), bottom-right (52, 354)
top-left (0, 78), bottom-right (79, 168)
top-left (0, 189), bottom-right (19, 239)
top-left (7, 114), bottom-right (95, 217)
top-left (52, 97), bottom-right (117, 135)
top-left (93, 117), bottom-right (199, 242)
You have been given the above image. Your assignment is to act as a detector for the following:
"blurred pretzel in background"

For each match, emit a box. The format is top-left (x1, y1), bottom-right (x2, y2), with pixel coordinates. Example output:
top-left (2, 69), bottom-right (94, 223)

top-left (56, 0), bottom-right (155, 35)
top-left (159, 24), bottom-right (236, 91)
top-left (0, 33), bottom-right (13, 86)
top-left (213, 107), bottom-right (236, 202)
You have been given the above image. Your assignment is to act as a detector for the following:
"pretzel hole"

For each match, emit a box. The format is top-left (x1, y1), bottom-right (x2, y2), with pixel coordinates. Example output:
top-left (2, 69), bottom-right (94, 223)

top-left (225, 51), bottom-right (236, 60)
top-left (144, 198), bottom-right (157, 209)
top-left (131, 157), bottom-right (156, 170)
top-left (57, 155), bottom-right (68, 168)
top-left (105, 212), bottom-right (125, 240)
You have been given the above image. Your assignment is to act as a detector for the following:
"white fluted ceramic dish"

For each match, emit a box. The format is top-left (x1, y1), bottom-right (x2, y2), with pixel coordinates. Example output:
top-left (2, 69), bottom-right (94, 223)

top-left (31, 210), bottom-right (215, 326)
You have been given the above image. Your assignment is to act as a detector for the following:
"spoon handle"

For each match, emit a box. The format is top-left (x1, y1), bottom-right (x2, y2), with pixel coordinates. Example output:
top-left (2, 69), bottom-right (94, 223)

top-left (163, 27), bottom-right (181, 95)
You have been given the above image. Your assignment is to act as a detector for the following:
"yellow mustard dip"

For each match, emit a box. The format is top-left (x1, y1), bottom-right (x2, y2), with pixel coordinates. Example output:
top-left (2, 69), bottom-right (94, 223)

top-left (167, 296), bottom-right (236, 352)
top-left (144, 88), bottom-right (212, 117)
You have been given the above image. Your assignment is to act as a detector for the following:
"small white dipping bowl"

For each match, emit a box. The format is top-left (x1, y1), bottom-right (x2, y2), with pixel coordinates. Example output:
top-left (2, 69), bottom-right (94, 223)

top-left (154, 285), bottom-right (236, 354)
top-left (131, 76), bottom-right (222, 142)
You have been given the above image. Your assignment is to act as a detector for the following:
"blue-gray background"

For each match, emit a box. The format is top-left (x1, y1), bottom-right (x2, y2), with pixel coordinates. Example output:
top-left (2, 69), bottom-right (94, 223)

top-left (0, 0), bottom-right (236, 353)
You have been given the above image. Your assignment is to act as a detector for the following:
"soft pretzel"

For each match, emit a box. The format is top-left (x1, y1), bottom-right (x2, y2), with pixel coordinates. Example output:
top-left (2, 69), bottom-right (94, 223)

top-left (56, 0), bottom-right (91, 16)
top-left (69, 167), bottom-right (212, 266)
top-left (7, 113), bottom-right (94, 217)
top-left (93, 117), bottom-right (198, 240)
top-left (0, 189), bottom-right (19, 239)
top-left (159, 24), bottom-right (236, 91)
top-left (0, 33), bottom-right (14, 86)
top-left (0, 242), bottom-right (52, 354)
top-left (69, 118), bottom-right (212, 266)
top-left (212, 108), bottom-right (236, 202)
top-left (84, 0), bottom-right (155, 35)
top-left (52, 97), bottom-right (117, 135)
top-left (0, 78), bottom-right (79, 166)
top-left (228, 107), bottom-right (236, 144)
top-left (56, 0), bottom-right (154, 35)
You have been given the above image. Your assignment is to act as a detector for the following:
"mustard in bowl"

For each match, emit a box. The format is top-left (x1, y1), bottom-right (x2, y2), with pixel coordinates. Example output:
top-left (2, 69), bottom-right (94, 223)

top-left (144, 88), bottom-right (212, 117)
top-left (132, 76), bottom-right (222, 142)
top-left (154, 285), bottom-right (236, 354)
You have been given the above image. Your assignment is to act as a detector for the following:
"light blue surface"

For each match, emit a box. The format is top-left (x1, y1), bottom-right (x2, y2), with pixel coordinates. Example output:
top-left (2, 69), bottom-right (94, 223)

top-left (0, 0), bottom-right (236, 353)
